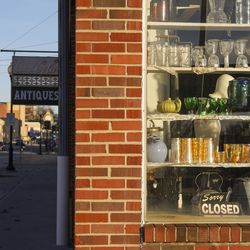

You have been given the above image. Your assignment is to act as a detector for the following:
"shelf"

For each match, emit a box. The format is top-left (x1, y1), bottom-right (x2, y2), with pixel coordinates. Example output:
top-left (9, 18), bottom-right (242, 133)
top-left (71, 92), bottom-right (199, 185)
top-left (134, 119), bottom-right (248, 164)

top-left (147, 113), bottom-right (250, 121)
top-left (147, 21), bottom-right (250, 31)
top-left (147, 162), bottom-right (250, 171)
top-left (147, 66), bottom-right (250, 75)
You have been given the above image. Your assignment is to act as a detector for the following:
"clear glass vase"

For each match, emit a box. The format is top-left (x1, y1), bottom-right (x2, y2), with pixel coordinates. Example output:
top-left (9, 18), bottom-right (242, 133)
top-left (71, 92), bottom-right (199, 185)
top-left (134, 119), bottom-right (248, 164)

top-left (206, 0), bottom-right (228, 23)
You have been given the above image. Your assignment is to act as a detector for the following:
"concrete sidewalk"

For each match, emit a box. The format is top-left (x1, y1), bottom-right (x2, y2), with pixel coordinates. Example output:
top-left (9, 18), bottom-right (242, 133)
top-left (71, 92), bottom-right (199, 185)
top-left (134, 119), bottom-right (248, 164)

top-left (0, 152), bottom-right (73, 250)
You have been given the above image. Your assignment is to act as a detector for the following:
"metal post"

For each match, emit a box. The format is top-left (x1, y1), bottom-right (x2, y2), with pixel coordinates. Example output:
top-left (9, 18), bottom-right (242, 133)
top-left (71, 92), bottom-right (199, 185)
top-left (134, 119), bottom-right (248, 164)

top-left (6, 64), bottom-right (15, 171)
top-left (39, 115), bottom-right (42, 155)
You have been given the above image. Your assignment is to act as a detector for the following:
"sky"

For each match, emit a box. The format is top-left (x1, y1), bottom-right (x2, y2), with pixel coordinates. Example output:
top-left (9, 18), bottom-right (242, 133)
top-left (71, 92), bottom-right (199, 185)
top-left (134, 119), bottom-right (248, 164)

top-left (0, 0), bottom-right (58, 102)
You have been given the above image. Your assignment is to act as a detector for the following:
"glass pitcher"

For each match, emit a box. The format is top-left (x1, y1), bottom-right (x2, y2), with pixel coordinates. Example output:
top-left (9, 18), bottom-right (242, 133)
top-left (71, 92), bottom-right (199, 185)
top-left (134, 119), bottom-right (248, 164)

top-left (206, 0), bottom-right (228, 23)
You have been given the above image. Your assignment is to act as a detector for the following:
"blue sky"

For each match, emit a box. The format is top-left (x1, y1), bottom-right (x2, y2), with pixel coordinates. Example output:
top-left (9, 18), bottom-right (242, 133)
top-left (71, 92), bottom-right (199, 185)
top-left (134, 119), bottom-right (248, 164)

top-left (0, 0), bottom-right (58, 102)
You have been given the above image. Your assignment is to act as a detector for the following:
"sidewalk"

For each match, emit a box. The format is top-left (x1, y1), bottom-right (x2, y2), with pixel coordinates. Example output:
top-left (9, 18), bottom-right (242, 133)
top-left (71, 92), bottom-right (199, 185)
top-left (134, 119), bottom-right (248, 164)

top-left (0, 152), bottom-right (73, 250)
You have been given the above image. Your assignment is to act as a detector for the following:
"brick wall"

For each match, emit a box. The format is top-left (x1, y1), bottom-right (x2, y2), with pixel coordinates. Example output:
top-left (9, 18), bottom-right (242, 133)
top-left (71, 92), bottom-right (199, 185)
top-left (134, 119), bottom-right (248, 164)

top-left (74, 0), bottom-right (250, 249)
top-left (75, 0), bottom-right (143, 249)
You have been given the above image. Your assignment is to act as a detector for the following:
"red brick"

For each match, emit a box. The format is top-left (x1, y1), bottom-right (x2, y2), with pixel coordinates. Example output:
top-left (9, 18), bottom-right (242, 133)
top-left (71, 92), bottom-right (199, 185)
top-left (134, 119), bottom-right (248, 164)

top-left (111, 190), bottom-right (141, 200)
top-left (127, 132), bottom-right (142, 142)
top-left (155, 224), bottom-right (165, 243)
top-left (110, 99), bottom-right (141, 108)
top-left (91, 224), bottom-right (124, 234)
top-left (242, 226), bottom-right (250, 242)
top-left (127, 43), bottom-right (142, 52)
top-left (220, 226), bottom-right (230, 243)
top-left (92, 88), bottom-right (124, 97)
top-left (110, 235), bottom-right (139, 244)
top-left (144, 224), bottom-right (154, 243)
top-left (166, 225), bottom-right (176, 242)
top-left (127, 21), bottom-right (142, 30)
top-left (76, 144), bottom-right (106, 154)
top-left (196, 246), bottom-right (228, 250)
top-left (75, 179), bottom-right (90, 188)
top-left (75, 235), bottom-right (108, 245)
top-left (92, 21), bottom-right (125, 30)
top-left (76, 120), bottom-right (109, 130)
top-left (76, 54), bottom-right (109, 63)
top-left (76, 167), bottom-right (108, 177)
top-left (92, 179), bottom-right (125, 188)
top-left (141, 246), bottom-right (160, 250)
top-left (111, 121), bottom-right (141, 131)
top-left (92, 248), bottom-right (124, 250)
top-left (127, 66), bottom-right (142, 75)
top-left (109, 144), bottom-right (142, 154)
top-left (127, 156), bottom-right (142, 165)
top-left (92, 202), bottom-right (124, 211)
top-left (126, 201), bottom-right (141, 211)
top-left (76, 77), bottom-right (107, 86)
top-left (126, 88), bottom-right (142, 97)
top-left (76, 156), bottom-right (90, 165)
top-left (188, 225), bottom-right (198, 242)
top-left (162, 246), bottom-right (193, 250)
top-left (230, 246), bottom-right (250, 250)
top-left (75, 224), bottom-right (90, 234)
top-left (176, 225), bottom-right (187, 242)
top-left (111, 168), bottom-right (141, 177)
top-left (76, 9), bottom-right (107, 19)
top-left (75, 190), bottom-right (108, 200)
top-left (93, 0), bottom-right (126, 7)
top-left (209, 225), bottom-right (219, 242)
top-left (111, 55), bottom-right (142, 64)
top-left (76, 32), bottom-right (109, 42)
top-left (109, 77), bottom-right (141, 87)
top-left (76, 88), bottom-right (91, 97)
top-left (110, 10), bottom-right (142, 19)
top-left (76, 21), bottom-right (91, 30)
top-left (111, 213), bottom-right (141, 222)
top-left (231, 225), bottom-right (241, 242)
top-left (111, 33), bottom-right (142, 42)
top-left (75, 133), bottom-right (90, 142)
top-left (92, 65), bottom-right (126, 75)
top-left (75, 213), bottom-right (108, 223)
top-left (76, 0), bottom-right (91, 7)
top-left (92, 133), bottom-right (125, 142)
top-left (76, 99), bottom-right (108, 108)
top-left (127, 180), bottom-right (141, 189)
top-left (127, 0), bottom-right (142, 7)
top-left (75, 201), bottom-right (90, 211)
top-left (198, 226), bottom-right (209, 242)
top-left (76, 65), bottom-right (90, 74)
top-left (92, 110), bottom-right (125, 119)
top-left (125, 224), bottom-right (140, 234)
top-left (93, 43), bottom-right (125, 52)
top-left (76, 110), bottom-right (91, 119)
top-left (92, 156), bottom-right (125, 165)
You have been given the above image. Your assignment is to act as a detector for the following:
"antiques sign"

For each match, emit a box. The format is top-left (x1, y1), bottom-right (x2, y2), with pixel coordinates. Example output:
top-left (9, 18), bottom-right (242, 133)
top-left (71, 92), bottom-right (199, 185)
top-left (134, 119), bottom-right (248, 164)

top-left (11, 56), bottom-right (58, 105)
top-left (199, 192), bottom-right (241, 216)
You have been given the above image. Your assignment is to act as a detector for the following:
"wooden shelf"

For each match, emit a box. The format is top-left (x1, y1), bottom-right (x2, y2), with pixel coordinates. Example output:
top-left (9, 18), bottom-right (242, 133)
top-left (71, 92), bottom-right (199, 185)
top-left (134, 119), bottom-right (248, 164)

top-left (147, 162), bottom-right (250, 171)
top-left (147, 66), bottom-right (250, 75)
top-left (147, 21), bottom-right (250, 31)
top-left (147, 113), bottom-right (250, 121)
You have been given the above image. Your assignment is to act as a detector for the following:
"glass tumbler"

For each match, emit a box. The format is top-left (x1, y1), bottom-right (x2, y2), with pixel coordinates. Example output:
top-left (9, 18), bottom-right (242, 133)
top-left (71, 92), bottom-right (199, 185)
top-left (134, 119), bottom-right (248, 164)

top-left (178, 43), bottom-right (192, 67)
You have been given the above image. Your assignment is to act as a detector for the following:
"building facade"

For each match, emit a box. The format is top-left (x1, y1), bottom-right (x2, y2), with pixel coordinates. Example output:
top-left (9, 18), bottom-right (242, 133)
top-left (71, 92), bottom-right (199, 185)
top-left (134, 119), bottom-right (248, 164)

top-left (74, 0), bottom-right (250, 249)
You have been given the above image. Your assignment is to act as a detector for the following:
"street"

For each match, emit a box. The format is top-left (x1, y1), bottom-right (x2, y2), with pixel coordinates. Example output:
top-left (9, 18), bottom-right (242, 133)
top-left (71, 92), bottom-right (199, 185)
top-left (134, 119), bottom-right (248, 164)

top-left (0, 150), bottom-right (72, 250)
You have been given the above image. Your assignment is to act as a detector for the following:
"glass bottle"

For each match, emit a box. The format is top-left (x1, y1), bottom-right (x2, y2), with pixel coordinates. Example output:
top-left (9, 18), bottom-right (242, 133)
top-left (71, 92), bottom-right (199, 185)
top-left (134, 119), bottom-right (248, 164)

top-left (206, 0), bottom-right (228, 23)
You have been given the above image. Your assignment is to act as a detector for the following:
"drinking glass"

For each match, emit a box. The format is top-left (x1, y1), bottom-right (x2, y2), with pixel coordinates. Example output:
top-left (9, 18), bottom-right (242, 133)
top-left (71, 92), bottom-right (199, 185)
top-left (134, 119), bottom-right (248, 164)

top-left (184, 97), bottom-right (198, 114)
top-left (219, 39), bottom-right (234, 67)
top-left (234, 39), bottom-right (248, 68)
top-left (178, 43), bottom-right (192, 67)
top-left (208, 98), bottom-right (218, 114)
top-left (205, 39), bottom-right (220, 67)
top-left (217, 98), bottom-right (228, 114)
top-left (192, 46), bottom-right (207, 67)
top-left (197, 97), bottom-right (209, 115)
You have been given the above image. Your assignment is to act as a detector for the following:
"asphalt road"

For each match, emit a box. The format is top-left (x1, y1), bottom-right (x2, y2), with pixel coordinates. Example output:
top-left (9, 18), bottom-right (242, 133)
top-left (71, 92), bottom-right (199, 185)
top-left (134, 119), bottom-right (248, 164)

top-left (0, 151), bottom-right (73, 250)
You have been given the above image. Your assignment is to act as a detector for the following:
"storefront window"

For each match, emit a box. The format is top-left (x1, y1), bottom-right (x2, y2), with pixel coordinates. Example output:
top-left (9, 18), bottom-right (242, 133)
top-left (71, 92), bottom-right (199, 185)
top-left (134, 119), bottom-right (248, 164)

top-left (144, 0), bottom-right (250, 223)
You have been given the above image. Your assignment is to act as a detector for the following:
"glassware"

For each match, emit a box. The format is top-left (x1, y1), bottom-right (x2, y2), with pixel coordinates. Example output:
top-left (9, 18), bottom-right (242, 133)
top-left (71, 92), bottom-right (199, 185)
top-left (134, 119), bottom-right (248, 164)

top-left (184, 97), bottom-right (198, 114)
top-left (208, 98), bottom-right (218, 114)
top-left (219, 39), bottom-right (234, 67)
top-left (178, 43), bottom-right (192, 67)
top-left (147, 42), bottom-right (156, 66)
top-left (205, 39), bottom-right (220, 67)
top-left (192, 46), bottom-right (207, 67)
top-left (150, 0), bottom-right (176, 21)
top-left (234, 39), bottom-right (248, 68)
top-left (217, 98), bottom-right (228, 114)
top-left (206, 0), bottom-right (228, 23)
top-left (197, 97), bottom-right (209, 115)
top-left (235, 0), bottom-right (250, 24)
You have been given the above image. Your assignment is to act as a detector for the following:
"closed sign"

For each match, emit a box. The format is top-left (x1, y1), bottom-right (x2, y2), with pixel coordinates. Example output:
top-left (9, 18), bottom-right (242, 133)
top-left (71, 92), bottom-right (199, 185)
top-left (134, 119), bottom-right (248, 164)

top-left (200, 192), bottom-right (241, 216)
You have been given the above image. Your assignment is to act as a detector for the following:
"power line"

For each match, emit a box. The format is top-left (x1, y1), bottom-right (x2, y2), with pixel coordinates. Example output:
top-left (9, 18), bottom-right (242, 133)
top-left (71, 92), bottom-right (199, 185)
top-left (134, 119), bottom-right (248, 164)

top-left (12, 41), bottom-right (58, 50)
top-left (2, 11), bottom-right (58, 49)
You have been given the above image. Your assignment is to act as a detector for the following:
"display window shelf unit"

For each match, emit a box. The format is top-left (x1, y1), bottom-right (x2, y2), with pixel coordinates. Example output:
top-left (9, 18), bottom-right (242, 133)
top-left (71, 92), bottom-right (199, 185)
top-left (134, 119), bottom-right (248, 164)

top-left (143, 0), bottom-right (250, 224)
